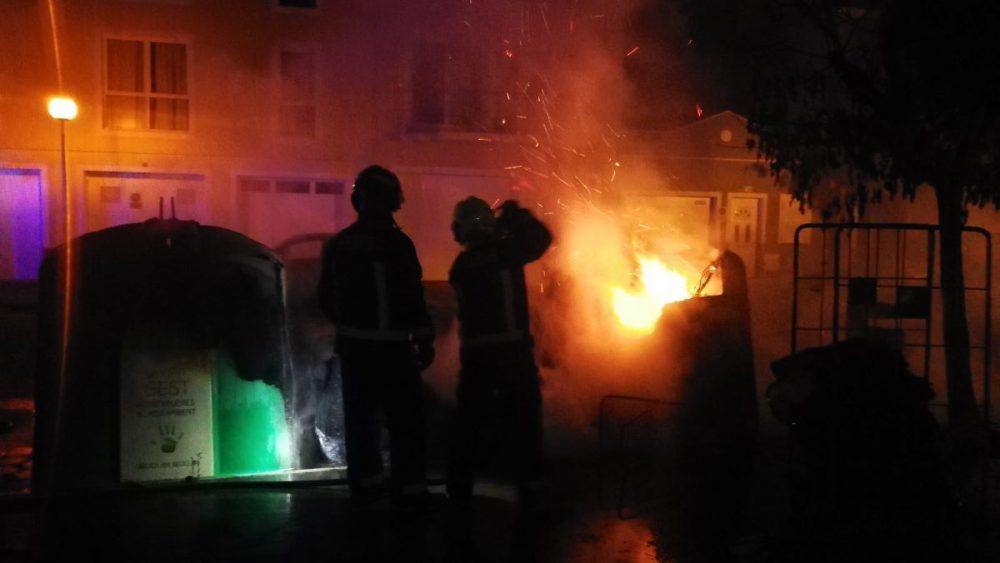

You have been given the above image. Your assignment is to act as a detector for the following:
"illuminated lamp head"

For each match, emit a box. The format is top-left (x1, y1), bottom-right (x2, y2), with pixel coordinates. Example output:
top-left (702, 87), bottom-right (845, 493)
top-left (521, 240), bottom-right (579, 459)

top-left (48, 96), bottom-right (78, 120)
top-left (452, 196), bottom-right (496, 245)
top-left (351, 165), bottom-right (403, 215)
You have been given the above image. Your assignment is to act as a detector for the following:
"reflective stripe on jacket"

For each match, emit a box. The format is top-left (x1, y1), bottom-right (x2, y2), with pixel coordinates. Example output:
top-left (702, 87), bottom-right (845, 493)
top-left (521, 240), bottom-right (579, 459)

top-left (318, 216), bottom-right (434, 342)
top-left (450, 207), bottom-right (551, 348)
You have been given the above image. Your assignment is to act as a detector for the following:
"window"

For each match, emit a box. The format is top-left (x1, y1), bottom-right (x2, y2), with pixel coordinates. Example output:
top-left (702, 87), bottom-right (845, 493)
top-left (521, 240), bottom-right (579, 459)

top-left (100, 185), bottom-right (122, 203)
top-left (238, 177), bottom-right (342, 195)
top-left (408, 41), bottom-right (513, 133)
top-left (314, 181), bottom-right (344, 195)
top-left (239, 178), bottom-right (270, 193)
top-left (278, 51), bottom-right (316, 137)
top-left (275, 180), bottom-right (310, 194)
top-left (104, 39), bottom-right (189, 131)
top-left (412, 43), bottom-right (447, 125)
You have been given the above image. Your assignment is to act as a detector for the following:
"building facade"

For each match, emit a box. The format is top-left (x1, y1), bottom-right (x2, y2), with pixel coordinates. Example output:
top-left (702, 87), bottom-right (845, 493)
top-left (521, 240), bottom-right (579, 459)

top-left (1, 0), bottom-right (580, 281)
top-left (1, 0), bottom-right (815, 283)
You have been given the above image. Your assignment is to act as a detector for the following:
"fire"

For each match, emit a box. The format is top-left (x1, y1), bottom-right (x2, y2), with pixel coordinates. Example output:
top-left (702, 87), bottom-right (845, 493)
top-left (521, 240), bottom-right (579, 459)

top-left (611, 256), bottom-right (692, 334)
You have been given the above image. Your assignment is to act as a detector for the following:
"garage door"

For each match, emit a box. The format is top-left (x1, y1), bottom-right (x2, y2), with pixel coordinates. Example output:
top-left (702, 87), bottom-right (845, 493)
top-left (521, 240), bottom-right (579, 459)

top-left (238, 176), bottom-right (347, 249)
top-left (0, 169), bottom-right (44, 280)
top-left (402, 173), bottom-right (510, 282)
top-left (84, 171), bottom-right (209, 232)
top-left (643, 195), bottom-right (717, 246)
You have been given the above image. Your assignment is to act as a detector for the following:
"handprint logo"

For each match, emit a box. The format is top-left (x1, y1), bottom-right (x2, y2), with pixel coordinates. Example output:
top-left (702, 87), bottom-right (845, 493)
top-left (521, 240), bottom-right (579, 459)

top-left (152, 424), bottom-right (184, 453)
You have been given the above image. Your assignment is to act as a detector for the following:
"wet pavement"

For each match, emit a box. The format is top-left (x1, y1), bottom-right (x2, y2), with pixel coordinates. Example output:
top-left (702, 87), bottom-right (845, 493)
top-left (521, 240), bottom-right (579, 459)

top-left (0, 399), bottom-right (32, 496)
top-left (1, 481), bottom-right (664, 562)
top-left (4, 396), bottom-right (1000, 562)
top-left (1, 398), bottom-right (666, 562)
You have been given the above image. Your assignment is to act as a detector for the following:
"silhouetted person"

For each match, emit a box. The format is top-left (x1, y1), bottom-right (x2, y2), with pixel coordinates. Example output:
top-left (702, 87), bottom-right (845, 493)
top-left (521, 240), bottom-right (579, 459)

top-left (317, 165), bottom-right (435, 504)
top-left (446, 197), bottom-right (552, 509)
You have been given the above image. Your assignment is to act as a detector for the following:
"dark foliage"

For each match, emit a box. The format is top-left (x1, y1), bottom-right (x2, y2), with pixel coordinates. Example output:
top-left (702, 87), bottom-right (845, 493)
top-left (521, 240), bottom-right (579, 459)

top-left (680, 0), bottom-right (1000, 435)
top-left (677, 0), bottom-right (1000, 209)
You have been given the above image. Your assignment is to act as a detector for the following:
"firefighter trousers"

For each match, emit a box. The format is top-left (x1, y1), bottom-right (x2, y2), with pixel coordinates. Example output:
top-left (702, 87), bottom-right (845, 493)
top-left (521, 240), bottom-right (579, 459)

top-left (337, 339), bottom-right (427, 497)
top-left (447, 343), bottom-right (544, 501)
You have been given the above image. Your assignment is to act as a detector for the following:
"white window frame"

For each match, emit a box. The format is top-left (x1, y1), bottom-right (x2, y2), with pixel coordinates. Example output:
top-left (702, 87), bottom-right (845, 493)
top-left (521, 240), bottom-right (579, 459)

top-left (102, 36), bottom-right (192, 132)
top-left (405, 41), bottom-right (508, 136)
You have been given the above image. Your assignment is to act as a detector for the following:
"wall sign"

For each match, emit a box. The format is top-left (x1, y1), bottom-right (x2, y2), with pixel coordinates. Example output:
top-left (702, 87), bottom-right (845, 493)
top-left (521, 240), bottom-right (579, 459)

top-left (119, 324), bottom-right (214, 482)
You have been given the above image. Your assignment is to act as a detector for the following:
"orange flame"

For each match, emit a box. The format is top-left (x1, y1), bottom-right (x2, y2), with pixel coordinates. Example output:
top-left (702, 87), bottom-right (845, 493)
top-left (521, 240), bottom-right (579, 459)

top-left (610, 256), bottom-right (692, 334)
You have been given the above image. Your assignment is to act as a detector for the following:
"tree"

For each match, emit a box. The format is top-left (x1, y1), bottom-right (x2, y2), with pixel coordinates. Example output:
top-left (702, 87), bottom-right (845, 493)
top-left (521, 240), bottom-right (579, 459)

top-left (683, 0), bottom-right (1000, 445)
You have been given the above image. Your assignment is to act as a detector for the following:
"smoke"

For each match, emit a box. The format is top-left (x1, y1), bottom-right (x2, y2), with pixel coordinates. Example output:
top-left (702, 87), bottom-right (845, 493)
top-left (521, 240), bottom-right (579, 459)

top-left (532, 202), bottom-right (720, 453)
top-left (276, 1), bottom-right (722, 463)
top-left (421, 322), bottom-right (462, 404)
top-left (447, 1), bottom-right (722, 451)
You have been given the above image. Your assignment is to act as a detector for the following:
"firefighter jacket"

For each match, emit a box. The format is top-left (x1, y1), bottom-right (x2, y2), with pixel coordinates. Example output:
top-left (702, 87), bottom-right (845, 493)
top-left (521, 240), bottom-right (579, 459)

top-left (449, 205), bottom-right (552, 349)
top-left (318, 215), bottom-right (434, 344)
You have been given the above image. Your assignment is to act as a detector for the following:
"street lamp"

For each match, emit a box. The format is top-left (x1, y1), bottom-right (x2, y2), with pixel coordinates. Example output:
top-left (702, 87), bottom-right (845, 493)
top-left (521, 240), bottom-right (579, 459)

top-left (48, 96), bottom-right (77, 447)
top-left (48, 96), bottom-right (77, 244)
top-left (48, 97), bottom-right (78, 121)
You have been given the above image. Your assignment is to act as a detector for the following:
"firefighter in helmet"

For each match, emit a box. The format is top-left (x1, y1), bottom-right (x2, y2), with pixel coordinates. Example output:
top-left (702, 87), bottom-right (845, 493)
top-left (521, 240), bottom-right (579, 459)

top-left (318, 165), bottom-right (435, 504)
top-left (447, 196), bottom-right (553, 506)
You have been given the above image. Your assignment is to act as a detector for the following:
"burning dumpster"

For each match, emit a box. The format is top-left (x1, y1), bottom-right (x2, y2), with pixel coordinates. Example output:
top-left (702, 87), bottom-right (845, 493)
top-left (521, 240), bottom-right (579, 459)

top-left (590, 250), bottom-right (758, 541)
top-left (667, 250), bottom-right (758, 460)
top-left (661, 251), bottom-right (758, 549)
top-left (33, 218), bottom-right (293, 493)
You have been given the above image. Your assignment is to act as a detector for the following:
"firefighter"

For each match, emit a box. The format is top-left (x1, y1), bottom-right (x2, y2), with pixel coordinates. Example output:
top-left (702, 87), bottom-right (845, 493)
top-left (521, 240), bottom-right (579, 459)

top-left (317, 165), bottom-right (435, 504)
top-left (446, 197), bottom-right (553, 507)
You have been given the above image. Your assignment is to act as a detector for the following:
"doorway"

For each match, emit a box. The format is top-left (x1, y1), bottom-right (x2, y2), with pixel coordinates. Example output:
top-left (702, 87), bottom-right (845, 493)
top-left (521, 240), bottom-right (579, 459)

top-left (0, 169), bottom-right (44, 280)
top-left (726, 194), bottom-right (765, 276)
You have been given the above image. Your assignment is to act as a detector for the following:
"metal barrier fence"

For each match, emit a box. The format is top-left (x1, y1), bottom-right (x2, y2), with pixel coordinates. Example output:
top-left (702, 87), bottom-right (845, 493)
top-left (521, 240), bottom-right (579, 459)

top-left (792, 223), bottom-right (992, 420)
top-left (792, 222), bottom-right (997, 498)
top-left (598, 395), bottom-right (683, 519)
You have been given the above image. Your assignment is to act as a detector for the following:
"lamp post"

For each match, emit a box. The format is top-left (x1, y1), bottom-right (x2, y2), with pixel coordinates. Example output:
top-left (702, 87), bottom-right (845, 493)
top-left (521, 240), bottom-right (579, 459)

top-left (47, 97), bottom-right (77, 475)
top-left (47, 96), bottom-right (77, 244)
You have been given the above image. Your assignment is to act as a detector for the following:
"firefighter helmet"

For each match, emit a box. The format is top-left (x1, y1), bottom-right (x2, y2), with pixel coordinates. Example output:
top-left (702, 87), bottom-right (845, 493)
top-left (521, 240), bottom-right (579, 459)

top-left (351, 165), bottom-right (403, 214)
top-left (452, 196), bottom-right (496, 243)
